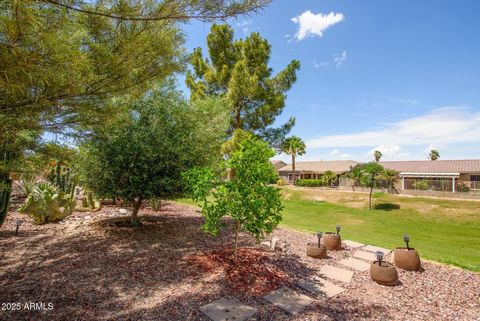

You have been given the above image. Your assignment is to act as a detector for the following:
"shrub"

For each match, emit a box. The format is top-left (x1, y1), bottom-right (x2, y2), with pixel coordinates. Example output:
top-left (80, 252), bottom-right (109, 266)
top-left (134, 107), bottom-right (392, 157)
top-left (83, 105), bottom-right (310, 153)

top-left (373, 203), bottom-right (400, 211)
top-left (457, 185), bottom-right (470, 193)
top-left (295, 179), bottom-right (325, 187)
top-left (19, 182), bottom-right (75, 224)
top-left (276, 179), bottom-right (287, 186)
top-left (413, 180), bottom-right (430, 190)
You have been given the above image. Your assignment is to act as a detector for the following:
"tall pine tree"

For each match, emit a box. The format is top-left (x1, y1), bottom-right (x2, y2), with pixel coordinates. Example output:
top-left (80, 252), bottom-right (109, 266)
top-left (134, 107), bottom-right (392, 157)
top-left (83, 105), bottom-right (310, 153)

top-left (186, 24), bottom-right (300, 148)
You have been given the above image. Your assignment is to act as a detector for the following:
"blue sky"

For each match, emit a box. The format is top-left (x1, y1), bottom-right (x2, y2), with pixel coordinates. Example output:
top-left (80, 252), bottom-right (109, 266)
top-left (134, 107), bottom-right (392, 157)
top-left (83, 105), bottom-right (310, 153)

top-left (181, 0), bottom-right (480, 162)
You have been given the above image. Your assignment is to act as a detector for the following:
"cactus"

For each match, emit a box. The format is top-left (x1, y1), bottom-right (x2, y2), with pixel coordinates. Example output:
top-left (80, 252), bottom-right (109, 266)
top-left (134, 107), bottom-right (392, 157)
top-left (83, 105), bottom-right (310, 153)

top-left (19, 182), bottom-right (75, 224)
top-left (47, 160), bottom-right (76, 196)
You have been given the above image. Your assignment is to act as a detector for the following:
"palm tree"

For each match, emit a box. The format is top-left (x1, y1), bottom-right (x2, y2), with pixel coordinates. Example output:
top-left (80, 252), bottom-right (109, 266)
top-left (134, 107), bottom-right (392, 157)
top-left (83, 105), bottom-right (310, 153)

top-left (322, 170), bottom-right (337, 187)
top-left (373, 150), bottom-right (383, 162)
top-left (429, 149), bottom-right (440, 161)
top-left (382, 169), bottom-right (399, 194)
top-left (281, 136), bottom-right (306, 185)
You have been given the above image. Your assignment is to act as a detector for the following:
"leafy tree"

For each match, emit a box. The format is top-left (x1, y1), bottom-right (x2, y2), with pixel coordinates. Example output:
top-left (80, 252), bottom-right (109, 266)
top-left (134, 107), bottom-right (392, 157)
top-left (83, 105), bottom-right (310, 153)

top-left (281, 136), bottom-right (306, 184)
top-left (322, 170), bottom-right (337, 187)
top-left (381, 169), bottom-right (399, 193)
top-left (186, 24), bottom-right (300, 147)
top-left (429, 149), bottom-right (440, 161)
top-left (373, 150), bottom-right (383, 162)
top-left (78, 87), bottom-right (228, 224)
top-left (361, 162), bottom-right (385, 209)
top-left (183, 137), bottom-right (283, 261)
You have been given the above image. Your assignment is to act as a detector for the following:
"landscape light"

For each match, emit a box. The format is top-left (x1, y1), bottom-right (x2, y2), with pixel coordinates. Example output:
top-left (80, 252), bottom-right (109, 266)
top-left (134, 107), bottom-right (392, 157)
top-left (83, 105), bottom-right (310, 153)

top-left (316, 231), bottom-right (323, 247)
top-left (376, 251), bottom-right (384, 263)
top-left (336, 225), bottom-right (341, 235)
top-left (15, 219), bottom-right (24, 236)
top-left (403, 234), bottom-right (410, 250)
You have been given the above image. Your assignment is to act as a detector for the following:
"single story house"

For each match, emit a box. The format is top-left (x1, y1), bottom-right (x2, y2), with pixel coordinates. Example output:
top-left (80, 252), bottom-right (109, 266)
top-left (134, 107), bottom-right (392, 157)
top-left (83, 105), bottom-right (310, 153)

top-left (379, 160), bottom-right (480, 192)
top-left (271, 160), bottom-right (287, 171)
top-left (277, 160), bottom-right (358, 184)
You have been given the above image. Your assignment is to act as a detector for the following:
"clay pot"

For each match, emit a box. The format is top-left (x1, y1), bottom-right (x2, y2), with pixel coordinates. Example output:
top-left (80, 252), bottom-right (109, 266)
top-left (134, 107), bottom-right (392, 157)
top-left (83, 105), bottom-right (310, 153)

top-left (370, 261), bottom-right (399, 286)
top-left (306, 243), bottom-right (327, 258)
top-left (394, 247), bottom-right (421, 271)
top-left (322, 232), bottom-right (342, 251)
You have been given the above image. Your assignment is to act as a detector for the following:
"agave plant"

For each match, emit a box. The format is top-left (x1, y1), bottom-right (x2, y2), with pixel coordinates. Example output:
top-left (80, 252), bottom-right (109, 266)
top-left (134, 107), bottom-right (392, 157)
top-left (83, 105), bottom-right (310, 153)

top-left (19, 182), bottom-right (75, 224)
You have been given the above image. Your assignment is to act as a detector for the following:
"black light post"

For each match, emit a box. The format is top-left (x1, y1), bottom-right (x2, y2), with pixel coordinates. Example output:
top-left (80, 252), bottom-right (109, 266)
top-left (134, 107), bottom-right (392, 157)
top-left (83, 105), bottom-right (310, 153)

top-left (316, 231), bottom-right (323, 248)
top-left (376, 251), bottom-right (384, 264)
top-left (15, 219), bottom-right (23, 236)
top-left (403, 234), bottom-right (410, 250)
top-left (336, 225), bottom-right (341, 235)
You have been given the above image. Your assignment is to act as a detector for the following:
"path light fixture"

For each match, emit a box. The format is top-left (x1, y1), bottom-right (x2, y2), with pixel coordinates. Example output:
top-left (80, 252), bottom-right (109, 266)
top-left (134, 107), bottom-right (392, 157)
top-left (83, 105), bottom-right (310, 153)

top-left (316, 231), bottom-right (323, 247)
top-left (336, 225), bottom-right (341, 235)
top-left (15, 219), bottom-right (24, 236)
top-left (403, 234), bottom-right (410, 250)
top-left (370, 250), bottom-right (398, 286)
top-left (394, 234), bottom-right (421, 271)
top-left (376, 251), bottom-right (384, 263)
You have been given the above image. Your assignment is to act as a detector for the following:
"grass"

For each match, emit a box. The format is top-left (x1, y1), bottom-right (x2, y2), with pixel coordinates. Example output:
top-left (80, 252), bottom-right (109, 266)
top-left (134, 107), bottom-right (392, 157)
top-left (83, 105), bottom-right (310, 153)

top-left (176, 189), bottom-right (480, 272)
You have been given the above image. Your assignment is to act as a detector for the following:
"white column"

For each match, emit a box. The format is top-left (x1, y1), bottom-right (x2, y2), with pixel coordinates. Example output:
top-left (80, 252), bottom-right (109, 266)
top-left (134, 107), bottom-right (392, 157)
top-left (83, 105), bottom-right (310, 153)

top-left (401, 177), bottom-right (405, 190)
top-left (452, 177), bottom-right (455, 193)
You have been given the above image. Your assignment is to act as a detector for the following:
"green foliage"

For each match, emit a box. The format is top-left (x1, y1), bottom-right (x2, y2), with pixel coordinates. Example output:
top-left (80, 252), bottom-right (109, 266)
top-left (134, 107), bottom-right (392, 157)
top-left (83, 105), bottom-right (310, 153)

top-left (46, 160), bottom-right (77, 197)
top-left (281, 136), bottom-right (306, 184)
top-left (457, 184), bottom-right (470, 193)
top-left (373, 203), bottom-right (400, 211)
top-left (19, 182), bottom-right (75, 224)
top-left (429, 149), bottom-right (440, 161)
top-left (183, 137), bottom-right (283, 260)
top-left (295, 179), bottom-right (326, 187)
top-left (373, 150), bottom-right (383, 162)
top-left (78, 87), bottom-right (229, 222)
top-left (414, 180), bottom-right (430, 190)
top-left (187, 24), bottom-right (300, 147)
top-left (18, 173), bottom-right (37, 196)
top-left (150, 198), bottom-right (162, 211)
top-left (322, 170), bottom-right (337, 187)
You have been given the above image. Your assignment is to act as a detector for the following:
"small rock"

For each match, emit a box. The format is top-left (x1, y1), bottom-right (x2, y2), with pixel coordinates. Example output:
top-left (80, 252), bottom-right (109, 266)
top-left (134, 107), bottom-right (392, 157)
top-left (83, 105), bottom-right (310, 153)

top-left (119, 208), bottom-right (128, 215)
top-left (270, 237), bottom-right (279, 251)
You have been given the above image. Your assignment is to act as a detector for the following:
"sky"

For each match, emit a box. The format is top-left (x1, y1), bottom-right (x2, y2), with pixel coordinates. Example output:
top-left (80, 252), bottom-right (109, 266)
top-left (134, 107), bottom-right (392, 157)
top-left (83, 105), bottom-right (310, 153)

top-left (181, 0), bottom-right (480, 163)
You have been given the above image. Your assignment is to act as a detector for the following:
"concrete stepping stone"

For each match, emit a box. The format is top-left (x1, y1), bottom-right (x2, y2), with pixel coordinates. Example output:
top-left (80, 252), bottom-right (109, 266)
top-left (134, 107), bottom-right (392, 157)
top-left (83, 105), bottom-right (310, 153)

top-left (352, 250), bottom-right (377, 262)
top-left (200, 298), bottom-right (256, 321)
top-left (319, 265), bottom-right (354, 283)
top-left (338, 257), bottom-right (370, 272)
top-left (362, 245), bottom-right (391, 255)
top-left (343, 240), bottom-right (365, 248)
top-left (263, 286), bottom-right (315, 315)
top-left (297, 277), bottom-right (345, 299)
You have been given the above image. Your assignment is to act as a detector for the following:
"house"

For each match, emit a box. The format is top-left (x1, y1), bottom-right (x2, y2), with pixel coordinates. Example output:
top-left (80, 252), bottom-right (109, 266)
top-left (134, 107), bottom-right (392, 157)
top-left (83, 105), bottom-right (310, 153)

top-left (379, 160), bottom-right (480, 192)
top-left (277, 160), bottom-right (358, 184)
top-left (271, 160), bottom-right (287, 171)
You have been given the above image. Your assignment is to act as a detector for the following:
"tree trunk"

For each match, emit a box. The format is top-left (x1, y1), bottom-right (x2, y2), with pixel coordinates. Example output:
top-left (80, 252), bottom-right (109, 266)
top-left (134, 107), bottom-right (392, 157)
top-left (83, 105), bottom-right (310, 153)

top-left (130, 198), bottom-right (143, 225)
top-left (369, 185), bottom-right (373, 209)
top-left (292, 154), bottom-right (296, 185)
top-left (233, 220), bottom-right (240, 262)
top-left (235, 107), bottom-right (241, 129)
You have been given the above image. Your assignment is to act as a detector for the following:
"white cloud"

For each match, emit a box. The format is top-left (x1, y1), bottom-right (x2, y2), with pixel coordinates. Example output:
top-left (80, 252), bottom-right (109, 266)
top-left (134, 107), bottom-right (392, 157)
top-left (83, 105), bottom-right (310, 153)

top-left (368, 144), bottom-right (402, 159)
top-left (330, 149), bottom-right (340, 155)
top-left (333, 51), bottom-right (347, 68)
top-left (307, 107), bottom-right (480, 149)
top-left (237, 20), bottom-right (252, 34)
top-left (291, 11), bottom-right (344, 40)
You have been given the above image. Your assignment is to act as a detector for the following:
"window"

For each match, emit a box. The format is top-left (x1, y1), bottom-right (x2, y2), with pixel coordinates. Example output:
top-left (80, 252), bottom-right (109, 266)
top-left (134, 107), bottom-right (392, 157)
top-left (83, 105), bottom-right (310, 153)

top-left (471, 175), bottom-right (480, 181)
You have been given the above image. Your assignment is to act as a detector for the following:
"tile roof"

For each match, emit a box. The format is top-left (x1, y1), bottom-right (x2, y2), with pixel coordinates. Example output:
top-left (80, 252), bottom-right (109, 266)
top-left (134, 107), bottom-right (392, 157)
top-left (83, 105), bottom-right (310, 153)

top-left (379, 160), bottom-right (480, 173)
top-left (278, 160), bottom-right (358, 174)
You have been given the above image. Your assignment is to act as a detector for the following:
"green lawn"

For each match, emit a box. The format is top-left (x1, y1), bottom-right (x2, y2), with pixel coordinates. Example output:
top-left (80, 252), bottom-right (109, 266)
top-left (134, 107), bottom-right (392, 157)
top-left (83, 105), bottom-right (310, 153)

top-left (176, 194), bottom-right (480, 272)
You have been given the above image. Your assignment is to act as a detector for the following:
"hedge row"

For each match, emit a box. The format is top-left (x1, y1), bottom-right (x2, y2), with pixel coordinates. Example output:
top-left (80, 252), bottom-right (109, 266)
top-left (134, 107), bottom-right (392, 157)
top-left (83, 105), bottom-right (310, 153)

top-left (295, 179), bottom-right (326, 187)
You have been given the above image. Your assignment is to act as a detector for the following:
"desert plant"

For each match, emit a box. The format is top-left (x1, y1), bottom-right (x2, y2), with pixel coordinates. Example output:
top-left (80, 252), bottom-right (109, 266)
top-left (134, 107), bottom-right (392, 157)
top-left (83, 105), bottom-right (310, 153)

top-left (150, 198), bottom-right (162, 211)
top-left (19, 182), bottom-right (75, 224)
top-left (18, 173), bottom-right (37, 196)
top-left (183, 137), bottom-right (283, 262)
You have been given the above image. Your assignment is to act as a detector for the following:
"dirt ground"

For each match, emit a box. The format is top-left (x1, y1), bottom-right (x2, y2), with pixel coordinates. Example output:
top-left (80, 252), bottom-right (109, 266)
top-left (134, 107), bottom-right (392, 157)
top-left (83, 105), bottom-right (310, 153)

top-left (0, 202), bottom-right (479, 321)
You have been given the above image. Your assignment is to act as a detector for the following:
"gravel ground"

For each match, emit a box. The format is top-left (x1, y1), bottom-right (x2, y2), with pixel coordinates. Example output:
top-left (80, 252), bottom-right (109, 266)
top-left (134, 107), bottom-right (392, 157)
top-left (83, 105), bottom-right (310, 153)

top-left (0, 202), bottom-right (479, 321)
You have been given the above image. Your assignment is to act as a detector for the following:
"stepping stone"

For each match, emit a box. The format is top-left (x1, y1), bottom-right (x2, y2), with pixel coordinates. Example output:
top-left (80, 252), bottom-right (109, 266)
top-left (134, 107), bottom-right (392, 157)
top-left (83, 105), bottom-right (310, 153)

top-left (200, 298), bottom-right (256, 321)
top-left (319, 265), bottom-right (354, 283)
top-left (297, 278), bottom-right (345, 299)
top-left (353, 250), bottom-right (377, 262)
top-left (362, 245), bottom-right (391, 255)
top-left (263, 286), bottom-right (315, 315)
top-left (338, 257), bottom-right (370, 272)
top-left (343, 240), bottom-right (365, 248)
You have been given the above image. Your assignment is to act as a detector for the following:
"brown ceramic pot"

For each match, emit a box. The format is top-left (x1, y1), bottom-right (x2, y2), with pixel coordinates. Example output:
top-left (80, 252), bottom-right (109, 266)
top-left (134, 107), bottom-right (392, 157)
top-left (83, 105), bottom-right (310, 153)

top-left (306, 243), bottom-right (327, 258)
top-left (394, 247), bottom-right (421, 271)
top-left (322, 232), bottom-right (342, 251)
top-left (370, 261), bottom-right (399, 286)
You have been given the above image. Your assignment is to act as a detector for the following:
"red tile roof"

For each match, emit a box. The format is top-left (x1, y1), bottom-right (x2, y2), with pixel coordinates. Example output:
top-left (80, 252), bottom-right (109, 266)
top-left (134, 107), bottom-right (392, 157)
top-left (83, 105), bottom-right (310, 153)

top-left (379, 160), bottom-right (480, 173)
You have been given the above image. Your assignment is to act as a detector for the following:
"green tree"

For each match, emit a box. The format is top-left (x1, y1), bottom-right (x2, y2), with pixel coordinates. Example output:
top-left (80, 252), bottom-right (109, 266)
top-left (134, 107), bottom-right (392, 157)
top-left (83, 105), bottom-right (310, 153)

top-left (429, 149), bottom-right (440, 161)
top-left (281, 136), bottom-right (306, 185)
top-left (183, 137), bottom-right (283, 261)
top-left (362, 162), bottom-right (385, 209)
top-left (186, 24), bottom-right (300, 147)
top-left (381, 169), bottom-right (399, 193)
top-left (373, 150), bottom-right (383, 162)
top-left (322, 170), bottom-right (337, 187)
top-left (78, 87), bottom-right (228, 224)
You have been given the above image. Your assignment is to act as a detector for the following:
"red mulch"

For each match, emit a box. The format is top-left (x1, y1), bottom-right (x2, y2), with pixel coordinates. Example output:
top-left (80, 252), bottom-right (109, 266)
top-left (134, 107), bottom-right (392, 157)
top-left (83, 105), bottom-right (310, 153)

top-left (186, 247), bottom-right (291, 296)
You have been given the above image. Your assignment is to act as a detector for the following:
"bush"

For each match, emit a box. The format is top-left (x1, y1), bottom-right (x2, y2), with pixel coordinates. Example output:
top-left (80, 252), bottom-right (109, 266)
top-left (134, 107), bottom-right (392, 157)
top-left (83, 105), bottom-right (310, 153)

top-left (413, 180), bottom-right (430, 190)
top-left (457, 185), bottom-right (470, 193)
top-left (295, 179), bottom-right (325, 187)
top-left (373, 203), bottom-right (400, 211)
top-left (276, 179), bottom-right (287, 186)
top-left (19, 182), bottom-right (75, 224)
